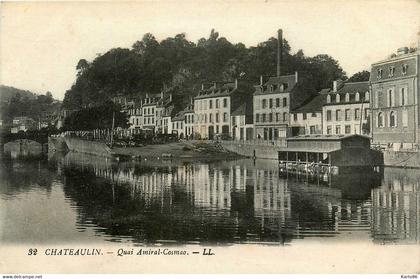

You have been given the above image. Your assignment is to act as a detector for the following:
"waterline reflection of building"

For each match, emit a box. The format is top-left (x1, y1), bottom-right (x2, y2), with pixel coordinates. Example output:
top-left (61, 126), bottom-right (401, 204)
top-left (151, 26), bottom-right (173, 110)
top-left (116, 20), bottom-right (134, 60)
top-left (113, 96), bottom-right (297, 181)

top-left (371, 168), bottom-right (420, 244)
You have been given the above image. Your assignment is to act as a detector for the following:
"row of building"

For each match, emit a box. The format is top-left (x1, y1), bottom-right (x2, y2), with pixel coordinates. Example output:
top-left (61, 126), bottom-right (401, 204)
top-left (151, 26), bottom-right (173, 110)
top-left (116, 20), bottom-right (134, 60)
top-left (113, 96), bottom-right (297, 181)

top-left (116, 45), bottom-right (419, 149)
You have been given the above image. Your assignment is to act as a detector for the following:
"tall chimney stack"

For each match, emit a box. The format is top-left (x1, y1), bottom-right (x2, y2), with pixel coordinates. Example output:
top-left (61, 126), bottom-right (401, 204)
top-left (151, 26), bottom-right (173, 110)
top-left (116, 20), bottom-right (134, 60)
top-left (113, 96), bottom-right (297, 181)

top-left (277, 29), bottom-right (283, 77)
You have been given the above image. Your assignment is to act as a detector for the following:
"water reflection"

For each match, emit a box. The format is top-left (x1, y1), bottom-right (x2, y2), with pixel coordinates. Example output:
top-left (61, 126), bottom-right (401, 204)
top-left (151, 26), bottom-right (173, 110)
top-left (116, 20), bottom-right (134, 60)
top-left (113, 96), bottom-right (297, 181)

top-left (1, 150), bottom-right (419, 245)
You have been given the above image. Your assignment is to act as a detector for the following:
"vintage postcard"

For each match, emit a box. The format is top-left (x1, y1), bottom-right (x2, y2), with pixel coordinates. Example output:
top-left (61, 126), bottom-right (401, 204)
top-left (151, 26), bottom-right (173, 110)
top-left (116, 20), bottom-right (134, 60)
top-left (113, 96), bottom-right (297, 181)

top-left (0, 0), bottom-right (419, 276)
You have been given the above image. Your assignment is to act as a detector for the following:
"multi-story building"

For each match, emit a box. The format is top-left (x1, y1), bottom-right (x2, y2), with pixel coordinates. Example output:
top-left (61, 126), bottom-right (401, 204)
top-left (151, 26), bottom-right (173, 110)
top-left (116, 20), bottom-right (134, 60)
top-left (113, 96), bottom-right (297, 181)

top-left (253, 72), bottom-right (314, 142)
top-left (10, 116), bottom-right (36, 133)
top-left (322, 80), bottom-right (370, 136)
top-left (155, 93), bottom-right (173, 134)
top-left (183, 103), bottom-right (195, 139)
top-left (370, 47), bottom-right (420, 148)
top-left (161, 104), bottom-right (175, 135)
top-left (289, 94), bottom-right (323, 136)
top-left (141, 93), bottom-right (161, 132)
top-left (171, 111), bottom-right (185, 138)
top-left (127, 104), bottom-right (143, 135)
top-left (194, 80), bottom-right (247, 139)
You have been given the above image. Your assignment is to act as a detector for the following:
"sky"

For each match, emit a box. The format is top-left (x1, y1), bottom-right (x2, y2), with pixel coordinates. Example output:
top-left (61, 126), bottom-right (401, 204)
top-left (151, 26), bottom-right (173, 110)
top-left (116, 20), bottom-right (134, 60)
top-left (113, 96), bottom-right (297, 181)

top-left (1, 0), bottom-right (419, 100)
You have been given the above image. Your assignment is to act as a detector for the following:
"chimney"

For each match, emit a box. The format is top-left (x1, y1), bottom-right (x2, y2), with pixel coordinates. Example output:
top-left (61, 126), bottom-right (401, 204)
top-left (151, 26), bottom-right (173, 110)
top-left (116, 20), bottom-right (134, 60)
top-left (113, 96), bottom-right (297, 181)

top-left (277, 29), bottom-right (283, 77)
top-left (234, 79), bottom-right (238, 89)
top-left (295, 71), bottom-right (298, 83)
top-left (260, 75), bottom-right (263, 86)
top-left (333, 80), bottom-right (343, 92)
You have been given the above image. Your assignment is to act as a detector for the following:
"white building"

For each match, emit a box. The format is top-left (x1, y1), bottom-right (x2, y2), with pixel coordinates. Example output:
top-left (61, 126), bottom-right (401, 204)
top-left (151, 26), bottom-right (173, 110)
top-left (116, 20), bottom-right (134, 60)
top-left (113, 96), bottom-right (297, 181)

top-left (194, 81), bottom-right (239, 140)
top-left (290, 94), bottom-right (323, 136)
top-left (322, 81), bottom-right (370, 136)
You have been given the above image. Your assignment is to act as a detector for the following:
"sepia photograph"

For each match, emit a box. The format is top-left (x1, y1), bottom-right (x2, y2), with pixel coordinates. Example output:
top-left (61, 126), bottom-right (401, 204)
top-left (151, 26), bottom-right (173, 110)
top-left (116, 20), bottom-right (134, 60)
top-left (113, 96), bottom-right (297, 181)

top-left (0, 0), bottom-right (419, 276)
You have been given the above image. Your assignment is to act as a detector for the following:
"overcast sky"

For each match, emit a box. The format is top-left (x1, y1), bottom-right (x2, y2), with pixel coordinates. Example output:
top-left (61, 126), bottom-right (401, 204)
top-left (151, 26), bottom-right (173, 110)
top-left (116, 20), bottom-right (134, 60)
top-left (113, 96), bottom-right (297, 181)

top-left (1, 0), bottom-right (419, 100)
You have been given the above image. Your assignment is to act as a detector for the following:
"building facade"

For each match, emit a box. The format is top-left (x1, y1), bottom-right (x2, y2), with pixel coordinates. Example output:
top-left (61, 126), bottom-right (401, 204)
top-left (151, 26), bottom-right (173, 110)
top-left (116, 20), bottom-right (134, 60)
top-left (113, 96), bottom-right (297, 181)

top-left (231, 102), bottom-right (254, 140)
top-left (253, 72), bottom-right (315, 142)
top-left (289, 94), bottom-right (323, 136)
top-left (322, 81), bottom-right (370, 136)
top-left (370, 48), bottom-right (420, 148)
top-left (194, 81), bottom-right (240, 140)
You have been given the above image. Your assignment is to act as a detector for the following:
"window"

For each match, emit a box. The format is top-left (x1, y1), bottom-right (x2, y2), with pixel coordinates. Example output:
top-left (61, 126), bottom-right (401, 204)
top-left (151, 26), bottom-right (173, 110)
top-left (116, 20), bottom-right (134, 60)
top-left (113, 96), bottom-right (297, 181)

top-left (388, 88), bottom-right (395, 107)
top-left (345, 93), bottom-right (350, 102)
top-left (269, 98), bottom-right (273, 108)
top-left (216, 113), bottom-right (219, 123)
top-left (223, 98), bottom-right (228, 108)
top-left (402, 110), bottom-right (408, 127)
top-left (216, 99), bottom-right (220, 108)
top-left (402, 64), bottom-right (408, 75)
top-left (262, 114), bottom-right (266, 122)
top-left (336, 94), bottom-right (340, 103)
top-left (326, 95), bottom-right (331, 103)
top-left (303, 113), bottom-right (307, 120)
top-left (327, 110), bottom-right (332, 121)
top-left (283, 112), bottom-right (288, 122)
top-left (355, 108), bottom-right (360, 120)
top-left (256, 114), bottom-right (260, 123)
top-left (355, 92), bottom-right (360, 102)
top-left (345, 125), bottom-right (351, 134)
top-left (389, 111), bottom-right (397, 127)
top-left (336, 125), bottom-right (341, 135)
top-left (311, 113), bottom-right (317, 117)
top-left (293, 113), bottom-right (297, 121)
top-left (327, 126), bottom-right (332, 135)
top-left (269, 85), bottom-right (274, 92)
top-left (269, 113), bottom-right (273, 122)
top-left (377, 112), bottom-right (384, 128)
top-left (389, 66), bottom-right (395, 77)
top-left (336, 109), bottom-right (342, 121)
top-left (276, 113), bottom-right (280, 121)
top-left (262, 99), bottom-right (267, 109)
top-left (283, 97), bottom-right (287, 107)
top-left (345, 109), bottom-right (351, 121)
top-left (209, 100), bottom-right (213, 109)
top-left (400, 87), bottom-right (408, 106)
top-left (310, 126), bottom-right (316, 134)
top-left (203, 100), bottom-right (207, 110)
top-left (377, 68), bottom-right (383, 79)
top-left (223, 112), bottom-right (228, 122)
top-left (365, 92), bottom-right (370, 101)
top-left (276, 98), bottom-right (280, 107)
top-left (209, 113), bottom-right (213, 123)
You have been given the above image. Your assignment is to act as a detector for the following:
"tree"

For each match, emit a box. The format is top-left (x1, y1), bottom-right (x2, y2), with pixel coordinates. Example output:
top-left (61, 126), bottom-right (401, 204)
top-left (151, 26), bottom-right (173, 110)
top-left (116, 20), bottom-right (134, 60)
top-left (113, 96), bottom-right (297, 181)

top-left (348, 70), bottom-right (370, 82)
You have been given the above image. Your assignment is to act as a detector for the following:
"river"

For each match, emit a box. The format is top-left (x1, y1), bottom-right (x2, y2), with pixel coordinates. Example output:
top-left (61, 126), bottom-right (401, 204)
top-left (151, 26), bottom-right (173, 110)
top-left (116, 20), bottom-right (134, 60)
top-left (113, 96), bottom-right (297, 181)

top-left (1, 150), bottom-right (419, 246)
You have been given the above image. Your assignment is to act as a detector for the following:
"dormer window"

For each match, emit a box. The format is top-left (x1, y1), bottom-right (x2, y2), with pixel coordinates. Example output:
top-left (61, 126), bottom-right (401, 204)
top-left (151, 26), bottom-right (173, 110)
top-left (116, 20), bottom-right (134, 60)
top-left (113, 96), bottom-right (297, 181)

top-left (335, 94), bottom-right (340, 103)
top-left (365, 91), bottom-right (370, 101)
top-left (355, 92), bottom-right (360, 102)
top-left (402, 64), bottom-right (408, 75)
top-left (270, 85), bottom-right (274, 92)
top-left (326, 95), bottom-right (331, 103)
top-left (345, 93), bottom-right (350, 102)
top-left (389, 66), bottom-right (395, 77)
top-left (283, 83), bottom-right (288, 90)
top-left (377, 68), bottom-right (383, 79)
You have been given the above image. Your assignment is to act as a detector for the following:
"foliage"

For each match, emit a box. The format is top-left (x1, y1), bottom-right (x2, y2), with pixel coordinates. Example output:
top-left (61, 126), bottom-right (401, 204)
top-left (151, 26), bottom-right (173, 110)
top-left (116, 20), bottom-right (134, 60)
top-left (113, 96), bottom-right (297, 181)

top-left (0, 85), bottom-right (60, 123)
top-left (62, 101), bottom-right (129, 131)
top-left (63, 30), bottom-right (348, 110)
top-left (348, 70), bottom-right (370, 82)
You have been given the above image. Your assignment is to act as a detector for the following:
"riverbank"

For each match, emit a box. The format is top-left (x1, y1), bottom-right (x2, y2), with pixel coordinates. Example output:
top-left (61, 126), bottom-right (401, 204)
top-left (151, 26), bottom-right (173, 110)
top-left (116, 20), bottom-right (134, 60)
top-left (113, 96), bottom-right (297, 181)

top-left (112, 140), bottom-right (243, 161)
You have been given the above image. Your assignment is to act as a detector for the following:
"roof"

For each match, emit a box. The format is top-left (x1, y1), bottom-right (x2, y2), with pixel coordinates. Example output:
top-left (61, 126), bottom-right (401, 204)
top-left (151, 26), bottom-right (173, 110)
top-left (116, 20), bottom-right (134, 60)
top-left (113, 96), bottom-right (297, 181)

top-left (287, 134), bottom-right (370, 141)
top-left (254, 74), bottom-right (298, 95)
top-left (172, 111), bottom-right (185, 122)
top-left (195, 82), bottom-right (237, 100)
top-left (292, 94), bottom-right (324, 113)
top-left (335, 81), bottom-right (369, 94)
top-left (231, 103), bottom-right (246, 116)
